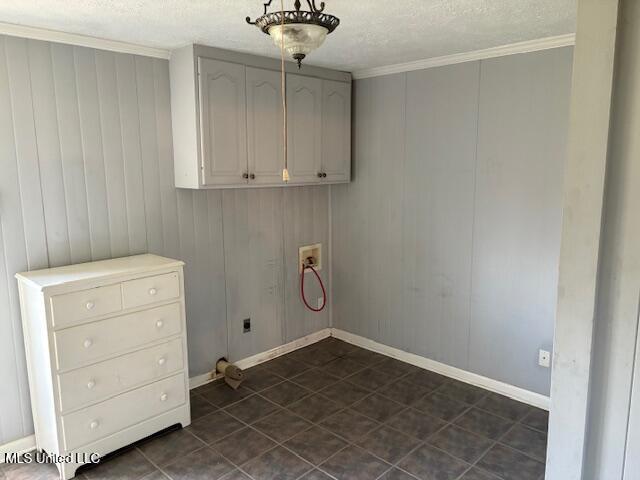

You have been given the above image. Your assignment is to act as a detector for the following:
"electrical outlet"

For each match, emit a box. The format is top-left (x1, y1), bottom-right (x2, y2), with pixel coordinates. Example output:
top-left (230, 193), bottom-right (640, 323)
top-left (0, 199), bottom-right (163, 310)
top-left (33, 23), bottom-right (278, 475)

top-left (538, 349), bottom-right (551, 368)
top-left (243, 318), bottom-right (251, 333)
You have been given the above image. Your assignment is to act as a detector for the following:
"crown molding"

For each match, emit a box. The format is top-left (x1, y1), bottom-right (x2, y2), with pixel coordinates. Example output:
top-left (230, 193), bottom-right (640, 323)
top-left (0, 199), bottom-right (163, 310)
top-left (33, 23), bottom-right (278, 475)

top-left (0, 22), bottom-right (170, 59)
top-left (352, 33), bottom-right (576, 79)
top-left (0, 23), bottom-right (574, 73)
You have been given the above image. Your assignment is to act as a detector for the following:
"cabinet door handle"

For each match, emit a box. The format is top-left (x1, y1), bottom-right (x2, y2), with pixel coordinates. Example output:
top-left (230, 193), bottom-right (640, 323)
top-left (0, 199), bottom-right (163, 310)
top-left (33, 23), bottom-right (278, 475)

top-left (86, 379), bottom-right (96, 390)
top-left (322, 173), bottom-right (327, 178)
top-left (85, 301), bottom-right (95, 310)
top-left (249, 173), bottom-right (256, 180)
top-left (148, 288), bottom-right (157, 296)
top-left (160, 393), bottom-right (168, 402)
top-left (83, 339), bottom-right (93, 349)
top-left (89, 420), bottom-right (99, 430)
top-left (158, 357), bottom-right (166, 366)
top-left (156, 319), bottom-right (164, 329)
top-left (317, 172), bottom-right (323, 178)
top-left (242, 173), bottom-right (249, 179)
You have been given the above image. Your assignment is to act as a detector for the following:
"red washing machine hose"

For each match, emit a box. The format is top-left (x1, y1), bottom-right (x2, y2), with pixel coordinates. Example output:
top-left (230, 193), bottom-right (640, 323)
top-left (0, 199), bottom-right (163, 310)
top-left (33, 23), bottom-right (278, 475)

top-left (300, 264), bottom-right (327, 312)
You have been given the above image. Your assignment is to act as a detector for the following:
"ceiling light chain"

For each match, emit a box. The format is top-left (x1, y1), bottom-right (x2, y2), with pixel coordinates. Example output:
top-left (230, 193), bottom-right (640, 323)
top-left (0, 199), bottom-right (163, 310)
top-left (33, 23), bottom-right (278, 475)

top-left (279, 0), bottom-right (290, 183)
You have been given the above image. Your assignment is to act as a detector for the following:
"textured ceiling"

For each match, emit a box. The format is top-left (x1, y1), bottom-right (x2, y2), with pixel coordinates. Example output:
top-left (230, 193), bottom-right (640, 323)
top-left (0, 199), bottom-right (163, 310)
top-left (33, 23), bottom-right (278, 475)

top-left (0, 0), bottom-right (576, 72)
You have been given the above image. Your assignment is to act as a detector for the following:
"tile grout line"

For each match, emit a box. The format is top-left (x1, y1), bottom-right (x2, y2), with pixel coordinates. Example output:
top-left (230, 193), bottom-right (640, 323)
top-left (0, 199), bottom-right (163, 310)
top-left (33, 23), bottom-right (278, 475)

top-left (252, 345), bottom-right (539, 477)
top-left (16, 340), bottom-right (546, 480)
top-left (188, 340), bottom-right (546, 480)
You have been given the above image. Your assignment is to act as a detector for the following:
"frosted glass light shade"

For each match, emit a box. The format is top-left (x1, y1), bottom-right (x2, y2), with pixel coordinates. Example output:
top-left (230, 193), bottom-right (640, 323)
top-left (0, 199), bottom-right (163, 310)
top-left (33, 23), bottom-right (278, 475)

top-left (268, 23), bottom-right (328, 59)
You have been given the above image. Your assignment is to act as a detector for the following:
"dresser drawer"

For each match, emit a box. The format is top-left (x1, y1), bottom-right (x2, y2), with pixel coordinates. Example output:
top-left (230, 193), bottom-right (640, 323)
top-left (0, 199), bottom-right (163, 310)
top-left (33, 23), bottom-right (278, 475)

top-left (54, 303), bottom-right (182, 371)
top-left (61, 373), bottom-right (186, 450)
top-left (122, 272), bottom-right (180, 310)
top-left (50, 284), bottom-right (122, 328)
top-left (57, 338), bottom-right (184, 412)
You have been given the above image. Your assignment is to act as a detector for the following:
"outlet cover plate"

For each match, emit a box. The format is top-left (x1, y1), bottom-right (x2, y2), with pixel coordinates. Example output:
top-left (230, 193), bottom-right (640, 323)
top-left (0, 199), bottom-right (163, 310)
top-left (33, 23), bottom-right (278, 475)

top-left (299, 243), bottom-right (322, 273)
top-left (538, 349), bottom-right (551, 368)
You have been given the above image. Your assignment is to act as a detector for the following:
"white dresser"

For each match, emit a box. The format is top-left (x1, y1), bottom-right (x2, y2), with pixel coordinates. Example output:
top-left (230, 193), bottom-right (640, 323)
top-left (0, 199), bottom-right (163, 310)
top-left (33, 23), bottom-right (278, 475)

top-left (16, 254), bottom-right (190, 479)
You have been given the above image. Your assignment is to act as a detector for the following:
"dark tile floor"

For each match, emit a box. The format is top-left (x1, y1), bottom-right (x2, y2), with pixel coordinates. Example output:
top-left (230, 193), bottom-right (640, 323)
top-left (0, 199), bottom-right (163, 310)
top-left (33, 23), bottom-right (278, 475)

top-left (1, 338), bottom-right (548, 480)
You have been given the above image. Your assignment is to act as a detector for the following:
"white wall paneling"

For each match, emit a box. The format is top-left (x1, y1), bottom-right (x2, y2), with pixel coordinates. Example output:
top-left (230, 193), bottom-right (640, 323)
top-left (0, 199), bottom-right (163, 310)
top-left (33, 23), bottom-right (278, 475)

top-left (403, 62), bottom-right (480, 370)
top-left (470, 47), bottom-right (573, 395)
top-left (283, 186), bottom-right (330, 342)
top-left (332, 46), bottom-right (573, 396)
top-left (331, 75), bottom-right (403, 343)
top-left (222, 188), bottom-right (285, 361)
top-left (0, 35), bottom-right (329, 446)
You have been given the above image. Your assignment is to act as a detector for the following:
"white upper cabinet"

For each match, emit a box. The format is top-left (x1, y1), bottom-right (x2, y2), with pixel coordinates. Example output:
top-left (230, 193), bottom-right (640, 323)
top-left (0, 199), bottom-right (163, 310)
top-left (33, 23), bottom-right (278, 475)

top-left (198, 58), bottom-right (248, 186)
top-left (287, 74), bottom-right (323, 184)
top-left (321, 80), bottom-right (352, 183)
top-left (170, 44), bottom-right (351, 189)
top-left (246, 67), bottom-right (284, 185)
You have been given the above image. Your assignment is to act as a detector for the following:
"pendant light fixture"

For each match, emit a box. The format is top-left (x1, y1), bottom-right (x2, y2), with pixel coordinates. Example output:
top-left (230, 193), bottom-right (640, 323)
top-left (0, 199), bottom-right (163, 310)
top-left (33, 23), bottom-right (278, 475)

top-left (246, 0), bottom-right (340, 68)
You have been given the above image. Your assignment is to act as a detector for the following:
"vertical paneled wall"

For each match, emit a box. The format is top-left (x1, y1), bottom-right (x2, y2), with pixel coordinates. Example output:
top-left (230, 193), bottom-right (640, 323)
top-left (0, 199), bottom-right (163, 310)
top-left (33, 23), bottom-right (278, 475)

top-left (469, 50), bottom-right (571, 393)
top-left (332, 47), bottom-right (573, 396)
top-left (0, 35), bottom-right (329, 445)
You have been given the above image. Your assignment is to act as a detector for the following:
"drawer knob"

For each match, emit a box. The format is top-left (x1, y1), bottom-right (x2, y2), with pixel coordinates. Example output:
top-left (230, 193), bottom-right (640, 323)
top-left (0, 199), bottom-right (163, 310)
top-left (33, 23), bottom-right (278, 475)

top-left (158, 357), bottom-right (166, 366)
top-left (160, 393), bottom-right (168, 402)
top-left (156, 319), bottom-right (164, 329)
top-left (83, 339), bottom-right (93, 348)
top-left (86, 301), bottom-right (95, 310)
top-left (86, 380), bottom-right (95, 390)
top-left (89, 420), bottom-right (99, 430)
top-left (148, 288), bottom-right (158, 296)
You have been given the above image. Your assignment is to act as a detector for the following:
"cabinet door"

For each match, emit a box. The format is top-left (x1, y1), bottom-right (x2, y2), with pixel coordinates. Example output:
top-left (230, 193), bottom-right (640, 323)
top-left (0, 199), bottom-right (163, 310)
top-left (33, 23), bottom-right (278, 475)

top-left (321, 80), bottom-right (351, 182)
top-left (286, 74), bottom-right (322, 184)
top-left (246, 67), bottom-right (285, 185)
top-left (198, 58), bottom-right (248, 186)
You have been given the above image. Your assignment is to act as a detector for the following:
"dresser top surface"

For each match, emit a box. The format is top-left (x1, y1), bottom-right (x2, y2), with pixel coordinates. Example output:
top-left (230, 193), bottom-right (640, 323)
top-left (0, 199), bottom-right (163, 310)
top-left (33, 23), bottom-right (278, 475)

top-left (15, 254), bottom-right (184, 290)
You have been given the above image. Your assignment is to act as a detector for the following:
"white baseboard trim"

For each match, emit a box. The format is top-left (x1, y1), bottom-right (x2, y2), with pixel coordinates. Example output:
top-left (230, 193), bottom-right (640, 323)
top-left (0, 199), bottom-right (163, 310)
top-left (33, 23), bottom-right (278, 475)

top-left (3, 325), bottom-right (545, 456)
top-left (189, 371), bottom-right (222, 390)
top-left (331, 328), bottom-right (550, 411)
top-left (234, 328), bottom-right (332, 370)
top-left (0, 434), bottom-right (36, 461)
top-left (188, 328), bottom-right (332, 390)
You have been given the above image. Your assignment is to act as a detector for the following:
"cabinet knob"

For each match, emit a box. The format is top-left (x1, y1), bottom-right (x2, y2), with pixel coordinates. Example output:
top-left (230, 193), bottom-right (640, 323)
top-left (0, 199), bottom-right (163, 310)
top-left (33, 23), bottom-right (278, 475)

top-left (86, 380), bottom-right (95, 390)
top-left (89, 420), bottom-right (99, 430)
top-left (85, 301), bottom-right (95, 310)
top-left (249, 173), bottom-right (256, 180)
top-left (83, 339), bottom-right (93, 349)
top-left (317, 172), bottom-right (323, 178)
top-left (242, 173), bottom-right (249, 179)
top-left (160, 393), bottom-right (168, 402)
top-left (322, 173), bottom-right (327, 178)
top-left (148, 288), bottom-right (157, 296)
top-left (158, 357), bottom-right (166, 366)
top-left (156, 319), bottom-right (164, 329)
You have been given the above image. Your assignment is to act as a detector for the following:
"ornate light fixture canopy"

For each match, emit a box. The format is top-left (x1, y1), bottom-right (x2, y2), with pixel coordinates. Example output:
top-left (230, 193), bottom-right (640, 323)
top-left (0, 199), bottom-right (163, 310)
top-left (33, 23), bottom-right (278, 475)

top-left (246, 0), bottom-right (340, 68)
